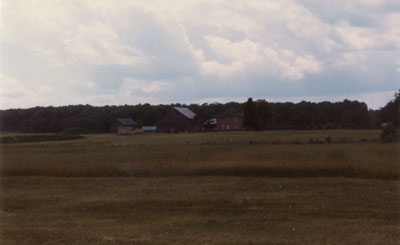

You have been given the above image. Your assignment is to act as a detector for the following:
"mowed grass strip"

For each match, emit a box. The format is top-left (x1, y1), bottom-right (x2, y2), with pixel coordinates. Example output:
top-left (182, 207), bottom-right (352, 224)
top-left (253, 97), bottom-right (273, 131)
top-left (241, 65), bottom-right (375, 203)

top-left (1, 176), bottom-right (399, 244)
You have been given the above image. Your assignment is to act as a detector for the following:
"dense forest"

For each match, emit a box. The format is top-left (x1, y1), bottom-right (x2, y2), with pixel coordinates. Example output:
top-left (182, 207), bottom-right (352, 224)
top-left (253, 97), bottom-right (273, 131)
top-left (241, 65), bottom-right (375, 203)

top-left (0, 91), bottom-right (399, 133)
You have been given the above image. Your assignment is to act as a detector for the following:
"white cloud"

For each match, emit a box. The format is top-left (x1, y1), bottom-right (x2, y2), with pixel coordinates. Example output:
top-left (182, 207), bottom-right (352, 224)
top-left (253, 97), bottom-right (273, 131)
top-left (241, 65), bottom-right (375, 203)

top-left (336, 23), bottom-right (375, 50)
top-left (333, 52), bottom-right (367, 68)
top-left (36, 85), bottom-right (55, 95)
top-left (0, 74), bottom-right (55, 98)
top-left (382, 13), bottom-right (400, 49)
top-left (1, 0), bottom-right (398, 109)
top-left (201, 60), bottom-right (243, 77)
top-left (397, 59), bottom-right (400, 73)
top-left (0, 74), bottom-right (30, 97)
top-left (356, 0), bottom-right (388, 6)
top-left (204, 36), bottom-right (262, 63)
top-left (62, 21), bottom-right (152, 66)
top-left (0, 74), bottom-right (57, 109)
top-left (141, 81), bottom-right (168, 93)
top-left (2, 1), bottom-right (153, 68)
top-left (122, 78), bottom-right (172, 94)
top-left (25, 43), bottom-right (66, 68)
top-left (67, 79), bottom-right (97, 92)
top-left (202, 36), bottom-right (320, 79)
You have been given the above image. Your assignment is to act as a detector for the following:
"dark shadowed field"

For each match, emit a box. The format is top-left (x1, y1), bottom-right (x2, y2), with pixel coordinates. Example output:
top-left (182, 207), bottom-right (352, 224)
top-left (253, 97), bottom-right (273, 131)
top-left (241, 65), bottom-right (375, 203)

top-left (1, 130), bottom-right (399, 244)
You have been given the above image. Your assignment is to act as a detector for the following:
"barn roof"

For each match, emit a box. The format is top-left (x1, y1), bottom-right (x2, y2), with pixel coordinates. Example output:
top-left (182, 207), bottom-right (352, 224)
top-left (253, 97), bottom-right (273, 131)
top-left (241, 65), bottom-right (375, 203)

top-left (116, 118), bottom-right (137, 126)
top-left (173, 107), bottom-right (196, 119)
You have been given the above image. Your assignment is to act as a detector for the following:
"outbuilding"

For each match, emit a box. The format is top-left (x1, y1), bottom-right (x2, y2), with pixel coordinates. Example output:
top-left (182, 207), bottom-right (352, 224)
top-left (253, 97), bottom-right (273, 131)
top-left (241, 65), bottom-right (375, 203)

top-left (204, 118), bottom-right (217, 131)
top-left (141, 126), bottom-right (157, 133)
top-left (156, 107), bottom-right (200, 133)
top-left (110, 118), bottom-right (138, 133)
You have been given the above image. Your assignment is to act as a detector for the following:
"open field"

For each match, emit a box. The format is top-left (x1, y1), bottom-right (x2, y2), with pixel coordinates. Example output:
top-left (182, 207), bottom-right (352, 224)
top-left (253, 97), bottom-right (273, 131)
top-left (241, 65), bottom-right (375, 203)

top-left (0, 134), bottom-right (83, 144)
top-left (1, 130), bottom-right (400, 243)
top-left (1, 176), bottom-right (399, 244)
top-left (0, 130), bottom-right (399, 179)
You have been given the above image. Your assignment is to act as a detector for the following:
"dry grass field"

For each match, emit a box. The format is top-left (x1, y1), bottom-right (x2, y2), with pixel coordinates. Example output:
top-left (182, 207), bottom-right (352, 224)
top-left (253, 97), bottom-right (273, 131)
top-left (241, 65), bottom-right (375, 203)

top-left (1, 176), bottom-right (399, 244)
top-left (1, 130), bottom-right (399, 244)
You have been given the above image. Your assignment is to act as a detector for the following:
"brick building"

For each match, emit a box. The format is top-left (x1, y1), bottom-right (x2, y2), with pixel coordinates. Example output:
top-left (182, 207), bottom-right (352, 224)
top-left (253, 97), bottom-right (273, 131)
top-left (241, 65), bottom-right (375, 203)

top-left (216, 109), bottom-right (244, 130)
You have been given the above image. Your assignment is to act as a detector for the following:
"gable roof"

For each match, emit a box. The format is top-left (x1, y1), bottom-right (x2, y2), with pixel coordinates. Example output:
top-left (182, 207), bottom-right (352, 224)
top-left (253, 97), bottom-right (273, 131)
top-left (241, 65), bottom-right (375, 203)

top-left (116, 118), bottom-right (137, 126)
top-left (173, 107), bottom-right (196, 119)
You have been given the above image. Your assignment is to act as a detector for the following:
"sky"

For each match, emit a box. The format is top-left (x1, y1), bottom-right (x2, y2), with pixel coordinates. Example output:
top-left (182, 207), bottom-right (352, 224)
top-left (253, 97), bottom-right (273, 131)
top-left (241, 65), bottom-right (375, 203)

top-left (1, 0), bottom-right (399, 110)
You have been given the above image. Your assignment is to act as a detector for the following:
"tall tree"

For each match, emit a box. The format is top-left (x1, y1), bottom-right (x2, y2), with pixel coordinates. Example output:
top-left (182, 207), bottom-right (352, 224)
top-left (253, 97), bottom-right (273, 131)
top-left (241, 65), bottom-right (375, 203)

top-left (379, 90), bottom-right (400, 127)
top-left (243, 98), bottom-right (258, 130)
top-left (255, 100), bottom-right (271, 130)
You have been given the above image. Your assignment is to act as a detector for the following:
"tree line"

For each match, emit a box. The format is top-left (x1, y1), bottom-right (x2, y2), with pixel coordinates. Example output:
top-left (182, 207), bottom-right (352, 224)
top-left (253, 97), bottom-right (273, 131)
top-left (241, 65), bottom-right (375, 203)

top-left (0, 91), bottom-right (398, 133)
top-left (0, 103), bottom-right (240, 133)
top-left (243, 99), bottom-right (372, 130)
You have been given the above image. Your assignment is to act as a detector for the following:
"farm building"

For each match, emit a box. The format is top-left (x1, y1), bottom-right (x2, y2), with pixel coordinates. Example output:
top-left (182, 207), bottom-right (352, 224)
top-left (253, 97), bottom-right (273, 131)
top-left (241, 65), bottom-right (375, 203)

top-left (203, 118), bottom-right (217, 131)
top-left (141, 126), bottom-right (157, 133)
top-left (110, 118), bottom-right (138, 134)
top-left (216, 108), bottom-right (244, 130)
top-left (156, 107), bottom-right (200, 133)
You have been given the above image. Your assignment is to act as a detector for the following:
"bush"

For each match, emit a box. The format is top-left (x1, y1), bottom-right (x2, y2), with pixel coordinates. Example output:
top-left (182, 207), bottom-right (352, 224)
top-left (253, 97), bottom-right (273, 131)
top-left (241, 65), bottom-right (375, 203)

top-left (325, 135), bottom-right (332, 143)
top-left (381, 124), bottom-right (400, 142)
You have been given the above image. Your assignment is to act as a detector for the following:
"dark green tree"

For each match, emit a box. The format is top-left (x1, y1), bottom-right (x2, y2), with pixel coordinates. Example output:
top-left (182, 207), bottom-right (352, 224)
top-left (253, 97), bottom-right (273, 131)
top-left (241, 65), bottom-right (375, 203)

top-left (243, 98), bottom-right (260, 130)
top-left (0, 97), bottom-right (380, 133)
top-left (255, 100), bottom-right (271, 130)
top-left (379, 89), bottom-right (400, 127)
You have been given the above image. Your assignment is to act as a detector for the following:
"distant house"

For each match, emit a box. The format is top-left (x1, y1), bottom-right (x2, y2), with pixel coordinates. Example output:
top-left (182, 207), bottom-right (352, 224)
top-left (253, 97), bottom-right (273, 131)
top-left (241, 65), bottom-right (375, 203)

top-left (141, 126), bottom-right (157, 133)
top-left (216, 109), bottom-right (244, 130)
top-left (110, 118), bottom-right (138, 134)
top-left (203, 118), bottom-right (217, 131)
top-left (156, 107), bottom-right (200, 133)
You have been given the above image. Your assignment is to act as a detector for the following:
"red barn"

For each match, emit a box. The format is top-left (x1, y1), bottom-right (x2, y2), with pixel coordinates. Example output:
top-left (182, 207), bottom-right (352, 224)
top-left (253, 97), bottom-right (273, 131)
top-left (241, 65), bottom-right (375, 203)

top-left (216, 109), bottom-right (244, 130)
top-left (156, 107), bottom-right (200, 133)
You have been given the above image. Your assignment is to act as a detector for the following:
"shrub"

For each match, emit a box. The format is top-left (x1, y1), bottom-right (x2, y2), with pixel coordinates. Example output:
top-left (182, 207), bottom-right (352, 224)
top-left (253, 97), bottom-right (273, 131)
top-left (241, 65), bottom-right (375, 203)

top-left (381, 124), bottom-right (400, 142)
top-left (325, 135), bottom-right (332, 143)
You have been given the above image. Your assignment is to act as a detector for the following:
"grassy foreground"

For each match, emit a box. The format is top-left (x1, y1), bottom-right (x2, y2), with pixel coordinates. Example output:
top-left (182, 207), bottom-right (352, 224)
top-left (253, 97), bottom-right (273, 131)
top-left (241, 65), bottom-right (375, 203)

top-left (1, 130), bottom-right (399, 179)
top-left (1, 176), bottom-right (399, 244)
top-left (1, 130), bottom-right (399, 243)
top-left (0, 134), bottom-right (83, 144)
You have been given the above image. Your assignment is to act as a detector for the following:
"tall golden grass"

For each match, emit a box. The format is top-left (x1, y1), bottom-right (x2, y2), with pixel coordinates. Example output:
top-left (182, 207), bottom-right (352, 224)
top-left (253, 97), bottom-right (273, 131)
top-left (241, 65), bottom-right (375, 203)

top-left (1, 130), bottom-right (398, 179)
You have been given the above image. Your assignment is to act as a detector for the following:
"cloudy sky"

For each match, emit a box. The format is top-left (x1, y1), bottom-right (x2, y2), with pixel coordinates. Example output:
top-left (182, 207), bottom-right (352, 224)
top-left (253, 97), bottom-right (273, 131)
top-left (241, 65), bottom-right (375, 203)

top-left (1, 0), bottom-right (399, 109)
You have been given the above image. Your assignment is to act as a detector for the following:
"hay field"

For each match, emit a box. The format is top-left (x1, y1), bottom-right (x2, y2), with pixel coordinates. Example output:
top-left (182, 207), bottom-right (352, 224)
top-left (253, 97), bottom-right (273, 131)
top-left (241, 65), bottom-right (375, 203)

top-left (1, 176), bottom-right (399, 244)
top-left (1, 130), bottom-right (398, 179)
top-left (1, 130), bottom-right (400, 244)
